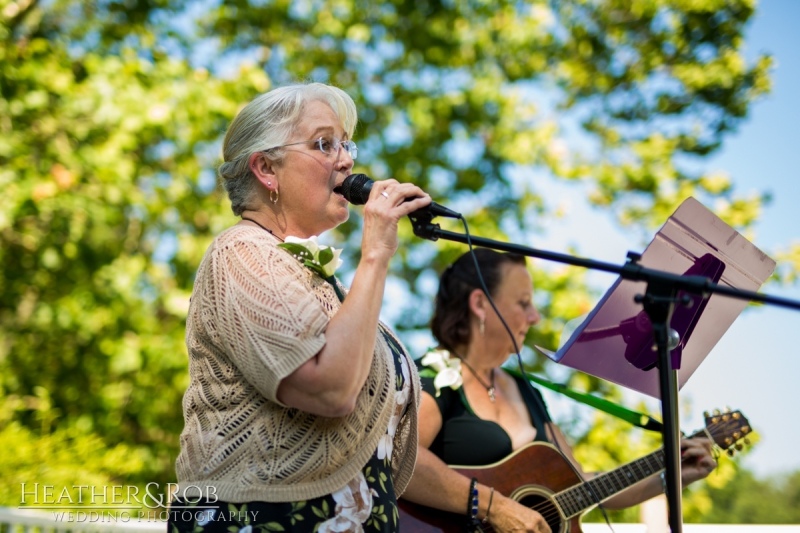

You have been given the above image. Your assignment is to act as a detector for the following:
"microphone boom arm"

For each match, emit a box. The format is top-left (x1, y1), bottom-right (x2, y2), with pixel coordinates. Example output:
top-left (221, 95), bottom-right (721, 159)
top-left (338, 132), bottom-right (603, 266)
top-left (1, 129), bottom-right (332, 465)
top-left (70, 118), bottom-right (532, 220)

top-left (409, 217), bottom-right (799, 310)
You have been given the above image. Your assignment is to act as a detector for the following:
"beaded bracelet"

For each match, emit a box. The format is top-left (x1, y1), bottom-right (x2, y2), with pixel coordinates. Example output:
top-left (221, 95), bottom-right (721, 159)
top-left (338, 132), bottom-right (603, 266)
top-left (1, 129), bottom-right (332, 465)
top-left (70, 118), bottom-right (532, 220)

top-left (467, 477), bottom-right (479, 525)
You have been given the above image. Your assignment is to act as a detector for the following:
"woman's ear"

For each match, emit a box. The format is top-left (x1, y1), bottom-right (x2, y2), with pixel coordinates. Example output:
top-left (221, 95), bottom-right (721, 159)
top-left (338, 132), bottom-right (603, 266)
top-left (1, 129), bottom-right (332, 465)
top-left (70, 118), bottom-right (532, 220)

top-left (468, 288), bottom-right (487, 322)
top-left (248, 152), bottom-right (278, 191)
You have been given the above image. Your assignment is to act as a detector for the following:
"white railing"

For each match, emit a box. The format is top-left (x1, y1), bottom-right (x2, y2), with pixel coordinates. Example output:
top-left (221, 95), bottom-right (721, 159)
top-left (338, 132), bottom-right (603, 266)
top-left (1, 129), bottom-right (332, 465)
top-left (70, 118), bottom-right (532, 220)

top-left (582, 526), bottom-right (800, 533)
top-left (2, 506), bottom-right (799, 533)
top-left (0, 508), bottom-right (165, 532)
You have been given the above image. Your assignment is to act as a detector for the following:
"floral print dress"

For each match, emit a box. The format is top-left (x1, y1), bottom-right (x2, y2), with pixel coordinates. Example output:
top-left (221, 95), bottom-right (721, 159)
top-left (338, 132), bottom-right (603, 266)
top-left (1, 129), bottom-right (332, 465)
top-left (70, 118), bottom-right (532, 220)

top-left (169, 330), bottom-right (412, 533)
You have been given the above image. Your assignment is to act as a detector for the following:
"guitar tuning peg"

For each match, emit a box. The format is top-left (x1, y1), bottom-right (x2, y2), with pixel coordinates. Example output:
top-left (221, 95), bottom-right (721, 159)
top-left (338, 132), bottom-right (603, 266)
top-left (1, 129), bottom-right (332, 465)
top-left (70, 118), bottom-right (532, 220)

top-left (727, 449), bottom-right (735, 457)
top-left (744, 438), bottom-right (751, 446)
top-left (713, 409), bottom-right (721, 416)
top-left (725, 406), bottom-right (732, 413)
top-left (735, 443), bottom-right (744, 451)
top-left (703, 410), bottom-right (710, 418)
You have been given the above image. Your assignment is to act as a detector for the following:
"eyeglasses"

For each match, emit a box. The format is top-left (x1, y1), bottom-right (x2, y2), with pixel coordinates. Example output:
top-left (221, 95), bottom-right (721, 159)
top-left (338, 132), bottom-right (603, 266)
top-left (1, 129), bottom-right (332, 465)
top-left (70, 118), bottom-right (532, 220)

top-left (264, 136), bottom-right (358, 160)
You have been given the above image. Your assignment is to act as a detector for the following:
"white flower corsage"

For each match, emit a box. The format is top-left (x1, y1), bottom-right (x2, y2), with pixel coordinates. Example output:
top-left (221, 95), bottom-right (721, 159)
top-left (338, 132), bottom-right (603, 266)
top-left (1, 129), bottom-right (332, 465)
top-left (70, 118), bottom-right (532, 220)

top-left (419, 348), bottom-right (463, 397)
top-left (278, 235), bottom-right (343, 279)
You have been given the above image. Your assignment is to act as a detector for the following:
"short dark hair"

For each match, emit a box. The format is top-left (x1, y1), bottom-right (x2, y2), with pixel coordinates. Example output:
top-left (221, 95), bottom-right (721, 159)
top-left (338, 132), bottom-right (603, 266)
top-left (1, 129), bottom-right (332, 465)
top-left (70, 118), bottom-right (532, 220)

top-left (431, 248), bottom-right (526, 351)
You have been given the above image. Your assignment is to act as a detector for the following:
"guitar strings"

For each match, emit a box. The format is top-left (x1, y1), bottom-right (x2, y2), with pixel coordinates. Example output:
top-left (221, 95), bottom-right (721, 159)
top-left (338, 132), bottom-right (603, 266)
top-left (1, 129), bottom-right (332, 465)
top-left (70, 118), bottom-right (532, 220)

top-left (473, 421), bottom-right (733, 531)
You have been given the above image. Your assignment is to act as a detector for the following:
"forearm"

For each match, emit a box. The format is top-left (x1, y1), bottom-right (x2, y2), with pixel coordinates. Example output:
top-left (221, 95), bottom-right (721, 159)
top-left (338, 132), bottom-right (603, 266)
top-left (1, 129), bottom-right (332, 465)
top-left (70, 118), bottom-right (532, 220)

top-left (601, 474), bottom-right (665, 509)
top-left (601, 436), bottom-right (717, 509)
top-left (277, 255), bottom-right (390, 415)
top-left (405, 447), bottom-right (552, 532)
top-left (543, 423), bottom-right (662, 510)
top-left (287, 192), bottom-right (411, 402)
top-left (320, 255), bottom-right (390, 386)
top-left (403, 446), bottom-right (492, 519)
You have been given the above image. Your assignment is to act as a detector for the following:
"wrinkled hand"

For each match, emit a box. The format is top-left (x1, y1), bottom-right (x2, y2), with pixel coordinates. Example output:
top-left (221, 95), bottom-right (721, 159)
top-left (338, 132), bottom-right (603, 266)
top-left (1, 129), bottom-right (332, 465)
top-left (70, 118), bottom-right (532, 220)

top-left (487, 494), bottom-right (552, 533)
top-left (360, 179), bottom-right (430, 262)
top-left (680, 436), bottom-right (717, 485)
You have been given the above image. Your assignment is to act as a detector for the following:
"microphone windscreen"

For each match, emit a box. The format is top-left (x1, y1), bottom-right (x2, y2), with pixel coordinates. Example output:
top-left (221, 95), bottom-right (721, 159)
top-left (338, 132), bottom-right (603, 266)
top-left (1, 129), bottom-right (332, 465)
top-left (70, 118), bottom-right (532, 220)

top-left (338, 173), bottom-right (373, 205)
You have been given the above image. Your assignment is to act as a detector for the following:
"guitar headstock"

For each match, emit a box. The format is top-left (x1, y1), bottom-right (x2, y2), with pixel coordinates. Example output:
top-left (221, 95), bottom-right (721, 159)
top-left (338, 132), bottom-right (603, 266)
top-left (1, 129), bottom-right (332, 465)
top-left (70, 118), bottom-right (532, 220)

top-left (703, 408), bottom-right (752, 456)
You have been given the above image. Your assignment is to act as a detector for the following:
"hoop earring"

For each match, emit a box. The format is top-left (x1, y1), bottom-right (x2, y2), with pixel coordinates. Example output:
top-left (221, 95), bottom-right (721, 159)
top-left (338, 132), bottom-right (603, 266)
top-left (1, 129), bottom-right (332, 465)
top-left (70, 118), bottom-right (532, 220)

top-left (270, 189), bottom-right (279, 204)
top-left (479, 318), bottom-right (485, 337)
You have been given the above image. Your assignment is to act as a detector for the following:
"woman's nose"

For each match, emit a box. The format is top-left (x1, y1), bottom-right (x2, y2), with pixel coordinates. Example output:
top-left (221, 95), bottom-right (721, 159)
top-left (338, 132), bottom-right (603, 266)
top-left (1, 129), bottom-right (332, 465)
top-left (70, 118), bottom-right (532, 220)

top-left (528, 305), bottom-right (541, 326)
top-left (335, 148), bottom-right (355, 171)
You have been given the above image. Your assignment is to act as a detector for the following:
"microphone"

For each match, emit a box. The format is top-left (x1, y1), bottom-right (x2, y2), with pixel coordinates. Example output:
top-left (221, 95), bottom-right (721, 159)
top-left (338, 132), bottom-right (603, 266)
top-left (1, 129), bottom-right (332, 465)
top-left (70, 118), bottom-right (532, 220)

top-left (335, 173), bottom-right (462, 219)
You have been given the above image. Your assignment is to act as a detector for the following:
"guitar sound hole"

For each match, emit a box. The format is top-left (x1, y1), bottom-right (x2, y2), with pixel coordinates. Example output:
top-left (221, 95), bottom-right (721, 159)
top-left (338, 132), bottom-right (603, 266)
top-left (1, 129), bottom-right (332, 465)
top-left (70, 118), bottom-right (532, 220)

top-left (517, 494), bottom-right (563, 533)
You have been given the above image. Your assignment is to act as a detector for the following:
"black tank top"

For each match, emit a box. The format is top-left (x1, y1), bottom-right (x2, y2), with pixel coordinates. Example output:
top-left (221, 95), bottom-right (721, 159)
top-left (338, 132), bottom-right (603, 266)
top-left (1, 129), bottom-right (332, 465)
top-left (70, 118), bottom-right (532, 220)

top-left (417, 360), bottom-right (552, 466)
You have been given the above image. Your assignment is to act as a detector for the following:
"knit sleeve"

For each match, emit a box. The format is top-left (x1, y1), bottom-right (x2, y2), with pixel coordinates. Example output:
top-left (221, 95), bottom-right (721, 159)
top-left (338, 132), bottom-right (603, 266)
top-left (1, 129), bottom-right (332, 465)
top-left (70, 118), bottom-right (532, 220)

top-left (203, 232), bottom-right (331, 404)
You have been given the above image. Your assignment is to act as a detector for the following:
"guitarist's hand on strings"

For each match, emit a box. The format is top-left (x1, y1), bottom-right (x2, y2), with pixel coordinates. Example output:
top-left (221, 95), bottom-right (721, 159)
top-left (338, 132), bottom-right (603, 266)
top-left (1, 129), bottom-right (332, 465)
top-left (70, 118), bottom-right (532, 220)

top-left (486, 495), bottom-right (552, 533)
top-left (679, 436), bottom-right (717, 485)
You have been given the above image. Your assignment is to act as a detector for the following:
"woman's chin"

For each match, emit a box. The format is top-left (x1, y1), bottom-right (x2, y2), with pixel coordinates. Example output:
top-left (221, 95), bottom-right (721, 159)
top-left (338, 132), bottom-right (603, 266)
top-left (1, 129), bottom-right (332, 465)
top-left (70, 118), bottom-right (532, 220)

top-left (328, 204), bottom-right (350, 228)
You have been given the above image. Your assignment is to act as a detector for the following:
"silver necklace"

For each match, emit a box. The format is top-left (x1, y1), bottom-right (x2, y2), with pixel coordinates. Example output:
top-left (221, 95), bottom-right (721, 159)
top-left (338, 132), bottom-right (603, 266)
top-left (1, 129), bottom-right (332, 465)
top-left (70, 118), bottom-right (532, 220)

top-left (458, 356), bottom-right (496, 403)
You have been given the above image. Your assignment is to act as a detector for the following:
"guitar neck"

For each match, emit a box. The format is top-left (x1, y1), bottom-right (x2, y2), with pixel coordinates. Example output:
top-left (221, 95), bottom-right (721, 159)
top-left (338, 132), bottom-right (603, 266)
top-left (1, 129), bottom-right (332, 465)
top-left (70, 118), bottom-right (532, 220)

top-left (555, 427), bottom-right (707, 518)
top-left (555, 447), bottom-right (666, 518)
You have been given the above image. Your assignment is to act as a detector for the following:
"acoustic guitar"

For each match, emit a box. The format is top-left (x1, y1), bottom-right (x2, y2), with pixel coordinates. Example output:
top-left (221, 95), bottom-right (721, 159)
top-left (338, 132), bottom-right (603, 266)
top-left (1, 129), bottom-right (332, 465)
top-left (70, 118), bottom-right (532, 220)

top-left (399, 409), bottom-right (750, 532)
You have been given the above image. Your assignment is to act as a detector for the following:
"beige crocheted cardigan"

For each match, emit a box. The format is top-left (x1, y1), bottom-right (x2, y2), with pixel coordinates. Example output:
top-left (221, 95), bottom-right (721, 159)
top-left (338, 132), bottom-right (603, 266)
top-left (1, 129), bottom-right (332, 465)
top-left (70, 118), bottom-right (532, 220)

top-left (175, 225), bottom-right (419, 502)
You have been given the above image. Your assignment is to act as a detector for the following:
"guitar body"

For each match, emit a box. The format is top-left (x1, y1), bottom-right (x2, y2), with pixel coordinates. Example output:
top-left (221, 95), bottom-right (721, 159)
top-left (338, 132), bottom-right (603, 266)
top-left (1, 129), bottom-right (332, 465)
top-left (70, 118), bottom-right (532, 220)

top-left (399, 409), bottom-right (751, 532)
top-left (399, 442), bottom-right (586, 533)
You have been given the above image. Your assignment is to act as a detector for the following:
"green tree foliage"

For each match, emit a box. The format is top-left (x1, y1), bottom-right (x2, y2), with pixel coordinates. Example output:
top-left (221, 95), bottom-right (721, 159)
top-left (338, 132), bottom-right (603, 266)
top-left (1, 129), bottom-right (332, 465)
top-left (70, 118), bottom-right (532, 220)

top-left (0, 390), bottom-right (151, 508)
top-left (0, 0), bottom-right (262, 489)
top-left (195, 0), bottom-right (779, 332)
top-left (1, 0), bottom-right (795, 516)
top-left (699, 466), bottom-right (800, 523)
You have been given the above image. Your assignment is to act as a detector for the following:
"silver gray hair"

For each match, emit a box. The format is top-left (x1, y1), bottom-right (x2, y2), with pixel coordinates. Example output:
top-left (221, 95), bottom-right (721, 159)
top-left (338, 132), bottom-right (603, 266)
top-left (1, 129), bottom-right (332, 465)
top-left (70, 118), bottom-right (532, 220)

top-left (218, 82), bottom-right (358, 215)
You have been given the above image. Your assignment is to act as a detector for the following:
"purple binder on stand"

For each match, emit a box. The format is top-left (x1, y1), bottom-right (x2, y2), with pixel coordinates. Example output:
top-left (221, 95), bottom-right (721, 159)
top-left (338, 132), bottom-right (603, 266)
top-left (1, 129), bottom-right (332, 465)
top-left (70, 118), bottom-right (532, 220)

top-left (545, 197), bottom-right (776, 398)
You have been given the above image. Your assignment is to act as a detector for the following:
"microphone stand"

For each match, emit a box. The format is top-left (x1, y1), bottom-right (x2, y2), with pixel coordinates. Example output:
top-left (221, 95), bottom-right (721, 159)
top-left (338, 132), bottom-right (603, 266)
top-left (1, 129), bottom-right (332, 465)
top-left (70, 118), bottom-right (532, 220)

top-left (410, 213), bottom-right (800, 533)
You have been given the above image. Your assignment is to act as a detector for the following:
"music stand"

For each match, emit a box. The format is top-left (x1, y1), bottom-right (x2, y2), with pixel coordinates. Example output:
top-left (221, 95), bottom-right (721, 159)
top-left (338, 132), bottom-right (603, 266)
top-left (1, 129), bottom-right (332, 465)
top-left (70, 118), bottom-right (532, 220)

top-left (544, 196), bottom-right (776, 397)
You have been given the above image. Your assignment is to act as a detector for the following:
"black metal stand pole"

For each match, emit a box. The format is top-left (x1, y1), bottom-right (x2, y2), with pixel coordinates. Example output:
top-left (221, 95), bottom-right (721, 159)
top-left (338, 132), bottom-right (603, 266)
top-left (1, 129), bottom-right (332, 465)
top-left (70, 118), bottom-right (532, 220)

top-left (639, 280), bottom-right (684, 532)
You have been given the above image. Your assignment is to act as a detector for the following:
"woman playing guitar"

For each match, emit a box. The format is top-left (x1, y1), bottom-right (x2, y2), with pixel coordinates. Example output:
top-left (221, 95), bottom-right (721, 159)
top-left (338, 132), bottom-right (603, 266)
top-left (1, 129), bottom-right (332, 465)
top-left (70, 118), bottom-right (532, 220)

top-left (400, 249), bottom-right (719, 533)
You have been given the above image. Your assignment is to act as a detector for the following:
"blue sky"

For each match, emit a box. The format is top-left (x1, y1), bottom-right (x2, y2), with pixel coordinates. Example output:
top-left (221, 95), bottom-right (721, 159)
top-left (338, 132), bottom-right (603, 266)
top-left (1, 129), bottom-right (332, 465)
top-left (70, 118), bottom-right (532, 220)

top-left (534, 0), bottom-right (800, 479)
top-left (682, 0), bottom-right (800, 479)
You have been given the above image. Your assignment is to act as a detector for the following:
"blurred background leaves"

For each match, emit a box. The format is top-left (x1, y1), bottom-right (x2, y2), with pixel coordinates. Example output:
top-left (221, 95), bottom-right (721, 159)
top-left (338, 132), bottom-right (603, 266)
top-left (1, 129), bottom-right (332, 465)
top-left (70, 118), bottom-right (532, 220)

top-left (1, 0), bottom-right (797, 520)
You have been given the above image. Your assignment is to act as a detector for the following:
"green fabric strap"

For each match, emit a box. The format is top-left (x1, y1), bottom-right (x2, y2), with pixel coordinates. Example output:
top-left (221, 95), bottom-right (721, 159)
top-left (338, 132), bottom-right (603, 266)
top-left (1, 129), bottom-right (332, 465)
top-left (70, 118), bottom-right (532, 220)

top-left (504, 367), bottom-right (663, 432)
